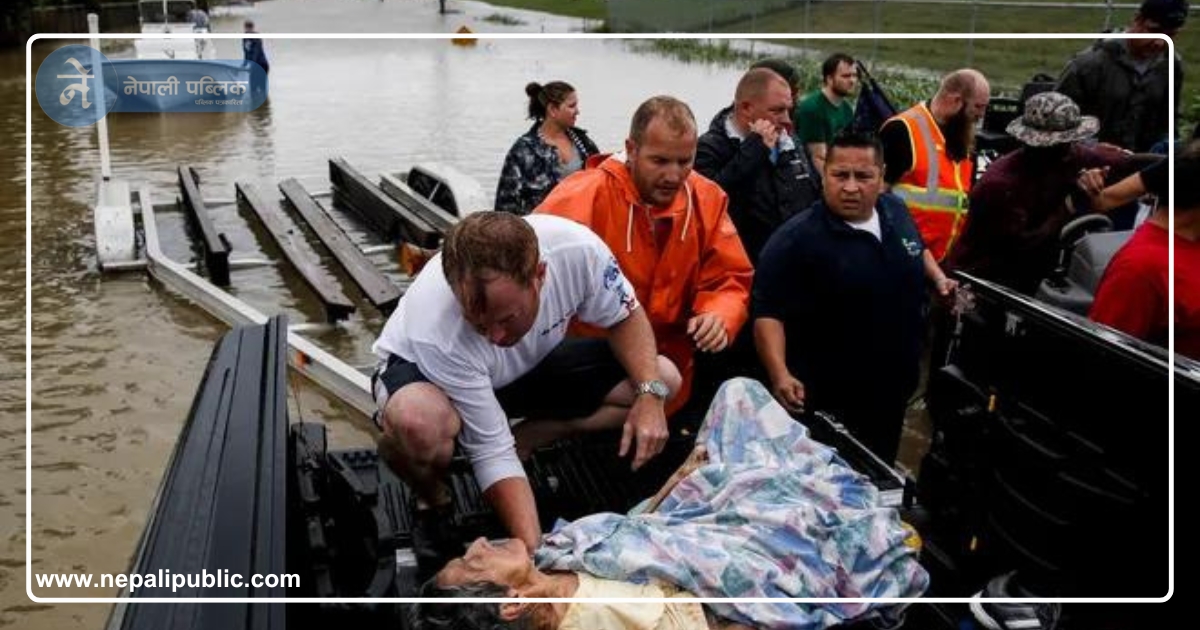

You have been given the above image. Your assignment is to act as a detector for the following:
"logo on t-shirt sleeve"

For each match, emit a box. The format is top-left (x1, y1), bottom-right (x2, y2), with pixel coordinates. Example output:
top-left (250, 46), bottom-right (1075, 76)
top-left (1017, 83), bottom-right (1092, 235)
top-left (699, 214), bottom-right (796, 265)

top-left (603, 257), bottom-right (638, 313)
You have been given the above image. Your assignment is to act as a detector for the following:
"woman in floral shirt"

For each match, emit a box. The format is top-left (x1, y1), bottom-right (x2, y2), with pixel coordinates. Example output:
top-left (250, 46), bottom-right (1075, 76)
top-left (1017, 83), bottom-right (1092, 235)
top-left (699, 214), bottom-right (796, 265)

top-left (495, 81), bottom-right (600, 215)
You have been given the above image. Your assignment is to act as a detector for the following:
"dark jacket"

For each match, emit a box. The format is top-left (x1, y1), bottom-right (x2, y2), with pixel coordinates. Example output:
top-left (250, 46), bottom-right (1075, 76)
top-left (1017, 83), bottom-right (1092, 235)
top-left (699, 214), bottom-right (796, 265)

top-left (695, 106), bottom-right (821, 264)
top-left (752, 193), bottom-right (928, 403)
top-left (1057, 38), bottom-right (1183, 152)
top-left (495, 122), bottom-right (599, 215)
top-left (947, 143), bottom-right (1131, 295)
top-left (242, 37), bottom-right (268, 72)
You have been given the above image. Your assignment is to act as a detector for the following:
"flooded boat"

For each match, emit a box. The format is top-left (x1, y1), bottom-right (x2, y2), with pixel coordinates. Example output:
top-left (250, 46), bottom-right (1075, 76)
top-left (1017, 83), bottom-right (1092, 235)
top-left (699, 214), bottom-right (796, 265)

top-left (132, 0), bottom-right (218, 60)
top-left (209, 1), bottom-right (258, 19)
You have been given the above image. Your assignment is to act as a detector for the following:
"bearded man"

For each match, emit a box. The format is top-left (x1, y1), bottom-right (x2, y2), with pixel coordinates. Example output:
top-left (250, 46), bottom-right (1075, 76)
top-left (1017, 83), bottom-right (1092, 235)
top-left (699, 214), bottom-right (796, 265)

top-left (880, 68), bottom-right (991, 270)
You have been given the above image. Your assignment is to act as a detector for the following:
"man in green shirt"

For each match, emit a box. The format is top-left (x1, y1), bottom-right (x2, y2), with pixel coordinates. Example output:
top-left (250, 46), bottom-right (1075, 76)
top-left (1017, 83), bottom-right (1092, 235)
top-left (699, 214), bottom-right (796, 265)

top-left (794, 53), bottom-right (858, 171)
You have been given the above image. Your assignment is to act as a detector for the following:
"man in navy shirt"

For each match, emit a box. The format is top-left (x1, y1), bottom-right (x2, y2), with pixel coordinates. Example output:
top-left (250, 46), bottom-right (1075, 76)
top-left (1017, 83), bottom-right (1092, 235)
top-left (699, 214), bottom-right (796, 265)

top-left (242, 20), bottom-right (269, 74)
top-left (753, 130), bottom-right (929, 464)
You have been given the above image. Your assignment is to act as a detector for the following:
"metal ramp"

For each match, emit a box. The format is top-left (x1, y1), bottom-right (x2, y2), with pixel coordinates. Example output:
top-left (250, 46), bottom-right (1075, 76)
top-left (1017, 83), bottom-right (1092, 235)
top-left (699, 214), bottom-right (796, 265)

top-left (94, 158), bottom-right (479, 419)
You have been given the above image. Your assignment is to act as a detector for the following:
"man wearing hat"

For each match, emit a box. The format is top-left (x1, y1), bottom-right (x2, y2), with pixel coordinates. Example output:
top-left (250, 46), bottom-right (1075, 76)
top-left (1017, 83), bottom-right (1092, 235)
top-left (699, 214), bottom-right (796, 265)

top-left (1057, 0), bottom-right (1188, 152)
top-left (946, 91), bottom-right (1138, 295)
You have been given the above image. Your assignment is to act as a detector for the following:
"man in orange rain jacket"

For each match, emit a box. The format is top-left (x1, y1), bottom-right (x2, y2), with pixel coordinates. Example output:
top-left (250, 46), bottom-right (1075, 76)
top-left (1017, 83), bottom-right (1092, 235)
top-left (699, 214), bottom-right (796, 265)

top-left (536, 95), bottom-right (753, 415)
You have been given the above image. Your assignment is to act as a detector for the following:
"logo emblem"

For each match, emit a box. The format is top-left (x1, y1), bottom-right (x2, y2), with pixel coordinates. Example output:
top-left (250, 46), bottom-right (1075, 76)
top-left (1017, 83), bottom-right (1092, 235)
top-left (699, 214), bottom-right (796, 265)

top-left (35, 45), bottom-right (118, 127)
top-left (36, 45), bottom-right (269, 126)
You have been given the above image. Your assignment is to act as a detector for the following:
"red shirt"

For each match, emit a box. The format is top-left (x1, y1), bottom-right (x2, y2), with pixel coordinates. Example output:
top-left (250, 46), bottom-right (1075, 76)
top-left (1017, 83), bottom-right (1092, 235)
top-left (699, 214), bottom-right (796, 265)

top-left (1090, 221), bottom-right (1200, 360)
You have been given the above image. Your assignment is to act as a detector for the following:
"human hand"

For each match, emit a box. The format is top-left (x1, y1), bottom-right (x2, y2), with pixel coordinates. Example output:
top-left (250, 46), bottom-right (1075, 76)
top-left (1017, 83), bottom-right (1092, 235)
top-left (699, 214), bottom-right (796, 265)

top-left (687, 312), bottom-right (729, 353)
top-left (644, 446), bottom-right (708, 513)
top-left (619, 396), bottom-right (669, 471)
top-left (935, 276), bottom-right (959, 299)
top-left (1076, 166), bottom-right (1109, 198)
top-left (770, 373), bottom-right (805, 413)
top-left (749, 119), bottom-right (779, 149)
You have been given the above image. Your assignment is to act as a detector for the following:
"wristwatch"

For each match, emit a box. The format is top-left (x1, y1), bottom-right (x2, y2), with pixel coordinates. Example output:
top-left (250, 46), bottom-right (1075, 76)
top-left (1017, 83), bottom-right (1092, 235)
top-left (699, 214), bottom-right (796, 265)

top-left (634, 379), bottom-right (670, 400)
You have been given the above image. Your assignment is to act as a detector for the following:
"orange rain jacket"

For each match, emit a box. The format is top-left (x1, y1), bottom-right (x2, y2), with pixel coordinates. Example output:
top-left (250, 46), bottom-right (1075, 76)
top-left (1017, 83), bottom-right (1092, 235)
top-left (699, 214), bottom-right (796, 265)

top-left (535, 154), bottom-right (753, 414)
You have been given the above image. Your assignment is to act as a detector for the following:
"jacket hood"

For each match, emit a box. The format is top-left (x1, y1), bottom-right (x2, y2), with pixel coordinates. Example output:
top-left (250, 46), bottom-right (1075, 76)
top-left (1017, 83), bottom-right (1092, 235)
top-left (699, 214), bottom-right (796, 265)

top-left (593, 153), bottom-right (697, 254)
top-left (596, 153), bottom-right (644, 207)
top-left (707, 105), bottom-right (735, 136)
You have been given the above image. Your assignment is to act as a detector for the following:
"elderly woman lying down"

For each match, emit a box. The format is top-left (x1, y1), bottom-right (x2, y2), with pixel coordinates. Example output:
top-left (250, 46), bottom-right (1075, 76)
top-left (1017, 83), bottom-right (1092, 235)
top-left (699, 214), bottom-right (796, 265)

top-left (412, 378), bottom-right (928, 630)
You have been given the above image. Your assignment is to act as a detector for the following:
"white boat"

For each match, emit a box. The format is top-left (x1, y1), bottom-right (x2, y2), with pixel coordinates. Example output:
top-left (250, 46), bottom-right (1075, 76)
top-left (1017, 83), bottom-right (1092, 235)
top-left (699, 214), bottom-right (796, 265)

top-left (109, 0), bottom-right (264, 112)
top-left (133, 0), bottom-right (217, 60)
top-left (209, 1), bottom-right (257, 18)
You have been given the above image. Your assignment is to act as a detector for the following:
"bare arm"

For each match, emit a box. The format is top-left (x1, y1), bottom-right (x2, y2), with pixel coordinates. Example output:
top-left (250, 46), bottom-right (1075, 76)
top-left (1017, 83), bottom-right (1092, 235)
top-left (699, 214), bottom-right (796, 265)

top-left (923, 249), bottom-right (957, 297)
top-left (607, 308), bottom-right (670, 470)
top-left (643, 446), bottom-right (708, 513)
top-left (754, 317), bottom-right (805, 413)
top-left (1078, 168), bottom-right (1147, 214)
top-left (483, 477), bottom-right (542, 551)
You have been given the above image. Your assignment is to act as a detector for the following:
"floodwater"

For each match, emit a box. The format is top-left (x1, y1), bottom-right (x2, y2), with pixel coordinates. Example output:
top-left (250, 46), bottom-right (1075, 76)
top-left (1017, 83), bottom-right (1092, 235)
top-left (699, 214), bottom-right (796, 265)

top-left (0, 1), bottom-right (801, 626)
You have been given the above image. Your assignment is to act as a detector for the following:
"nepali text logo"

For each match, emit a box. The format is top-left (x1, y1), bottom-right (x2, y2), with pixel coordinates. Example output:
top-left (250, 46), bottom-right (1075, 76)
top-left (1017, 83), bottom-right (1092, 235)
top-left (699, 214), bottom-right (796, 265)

top-left (35, 45), bottom-right (118, 127)
top-left (109, 59), bottom-right (268, 113)
top-left (35, 45), bottom-right (268, 127)
top-left (58, 57), bottom-right (94, 109)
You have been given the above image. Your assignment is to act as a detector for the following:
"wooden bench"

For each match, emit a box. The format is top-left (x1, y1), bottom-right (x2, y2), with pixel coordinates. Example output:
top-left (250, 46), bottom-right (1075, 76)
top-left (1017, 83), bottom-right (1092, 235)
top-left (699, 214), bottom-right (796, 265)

top-left (279, 178), bottom-right (402, 315)
top-left (237, 182), bottom-right (355, 322)
top-left (328, 157), bottom-right (441, 248)
top-left (177, 166), bottom-right (230, 286)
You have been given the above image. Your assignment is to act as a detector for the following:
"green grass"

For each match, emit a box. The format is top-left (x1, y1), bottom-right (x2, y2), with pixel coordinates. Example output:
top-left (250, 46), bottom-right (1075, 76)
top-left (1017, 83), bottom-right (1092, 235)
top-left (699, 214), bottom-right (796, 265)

top-left (713, 2), bottom-right (1200, 135)
top-left (478, 0), bottom-right (607, 21)
top-left (482, 13), bottom-right (528, 26)
top-left (633, 39), bottom-right (943, 114)
top-left (479, 0), bottom-right (1198, 134)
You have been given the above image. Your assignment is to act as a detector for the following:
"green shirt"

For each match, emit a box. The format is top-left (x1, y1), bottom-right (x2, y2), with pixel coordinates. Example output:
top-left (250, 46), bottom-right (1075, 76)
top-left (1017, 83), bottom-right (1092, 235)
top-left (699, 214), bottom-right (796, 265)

top-left (793, 89), bottom-right (854, 146)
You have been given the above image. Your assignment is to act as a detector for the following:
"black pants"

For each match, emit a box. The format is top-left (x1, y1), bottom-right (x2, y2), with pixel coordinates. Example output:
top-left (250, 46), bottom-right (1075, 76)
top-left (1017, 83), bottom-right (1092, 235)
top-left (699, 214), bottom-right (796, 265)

top-left (372, 337), bottom-right (627, 429)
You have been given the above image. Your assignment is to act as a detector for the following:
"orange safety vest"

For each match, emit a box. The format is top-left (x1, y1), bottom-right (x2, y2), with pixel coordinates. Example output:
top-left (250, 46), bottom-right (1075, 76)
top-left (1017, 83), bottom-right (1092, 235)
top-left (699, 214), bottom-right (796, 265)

top-left (887, 103), bottom-right (972, 262)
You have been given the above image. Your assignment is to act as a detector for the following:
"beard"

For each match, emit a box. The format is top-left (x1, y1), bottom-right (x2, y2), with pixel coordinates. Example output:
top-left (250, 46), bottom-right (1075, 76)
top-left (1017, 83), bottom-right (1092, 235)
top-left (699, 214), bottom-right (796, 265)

top-left (943, 106), bottom-right (975, 162)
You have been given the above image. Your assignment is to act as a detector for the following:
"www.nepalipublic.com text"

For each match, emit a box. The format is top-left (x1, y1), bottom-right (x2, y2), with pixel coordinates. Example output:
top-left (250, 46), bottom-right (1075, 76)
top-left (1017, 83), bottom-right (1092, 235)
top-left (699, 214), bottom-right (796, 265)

top-left (35, 569), bottom-right (299, 592)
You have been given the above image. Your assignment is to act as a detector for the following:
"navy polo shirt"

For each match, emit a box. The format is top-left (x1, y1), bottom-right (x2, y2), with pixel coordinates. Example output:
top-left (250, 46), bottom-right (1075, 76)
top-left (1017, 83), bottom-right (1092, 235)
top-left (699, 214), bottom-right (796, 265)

top-left (752, 193), bottom-right (928, 403)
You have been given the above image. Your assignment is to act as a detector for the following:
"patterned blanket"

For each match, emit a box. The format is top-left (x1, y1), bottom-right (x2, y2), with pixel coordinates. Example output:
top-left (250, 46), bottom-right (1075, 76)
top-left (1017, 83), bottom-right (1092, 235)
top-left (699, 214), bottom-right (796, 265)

top-left (535, 378), bottom-right (928, 630)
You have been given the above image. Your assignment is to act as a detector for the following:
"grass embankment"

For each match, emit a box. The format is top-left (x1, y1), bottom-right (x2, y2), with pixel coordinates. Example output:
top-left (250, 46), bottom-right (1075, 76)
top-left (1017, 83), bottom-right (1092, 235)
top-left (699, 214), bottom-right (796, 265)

top-left (633, 39), bottom-right (943, 112)
top-left (481, 0), bottom-right (1198, 135)
top-left (477, 0), bottom-right (606, 20)
top-left (724, 2), bottom-right (1200, 132)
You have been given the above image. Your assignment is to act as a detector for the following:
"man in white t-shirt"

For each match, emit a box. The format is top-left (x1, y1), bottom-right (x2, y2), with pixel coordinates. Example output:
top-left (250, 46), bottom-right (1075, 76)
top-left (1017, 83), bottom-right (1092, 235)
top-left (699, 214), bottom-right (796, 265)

top-left (371, 211), bottom-right (680, 571)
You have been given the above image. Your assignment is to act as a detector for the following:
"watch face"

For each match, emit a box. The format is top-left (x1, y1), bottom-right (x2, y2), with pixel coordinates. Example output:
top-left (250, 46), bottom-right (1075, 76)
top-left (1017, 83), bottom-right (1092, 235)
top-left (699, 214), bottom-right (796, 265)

top-left (646, 380), bottom-right (669, 398)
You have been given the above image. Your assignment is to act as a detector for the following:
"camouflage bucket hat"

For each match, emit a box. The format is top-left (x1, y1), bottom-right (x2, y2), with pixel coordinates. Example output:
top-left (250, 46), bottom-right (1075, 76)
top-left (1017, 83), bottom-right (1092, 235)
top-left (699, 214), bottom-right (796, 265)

top-left (1006, 91), bottom-right (1100, 147)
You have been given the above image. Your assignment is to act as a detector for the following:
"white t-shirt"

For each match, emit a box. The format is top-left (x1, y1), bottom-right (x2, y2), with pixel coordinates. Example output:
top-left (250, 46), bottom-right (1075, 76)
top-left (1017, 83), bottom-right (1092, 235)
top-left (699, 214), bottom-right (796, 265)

top-left (844, 207), bottom-right (882, 241)
top-left (372, 214), bottom-right (639, 490)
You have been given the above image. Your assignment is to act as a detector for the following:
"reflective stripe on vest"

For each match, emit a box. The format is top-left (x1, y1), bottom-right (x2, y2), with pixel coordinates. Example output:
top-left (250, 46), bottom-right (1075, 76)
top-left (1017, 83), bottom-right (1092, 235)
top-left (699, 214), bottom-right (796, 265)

top-left (888, 104), bottom-right (971, 260)
top-left (892, 107), bottom-right (968, 213)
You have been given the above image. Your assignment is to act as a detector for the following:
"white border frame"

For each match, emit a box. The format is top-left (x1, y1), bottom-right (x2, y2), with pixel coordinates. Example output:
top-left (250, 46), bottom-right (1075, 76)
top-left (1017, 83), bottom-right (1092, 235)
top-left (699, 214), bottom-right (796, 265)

top-left (25, 30), bottom-right (1171, 604)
